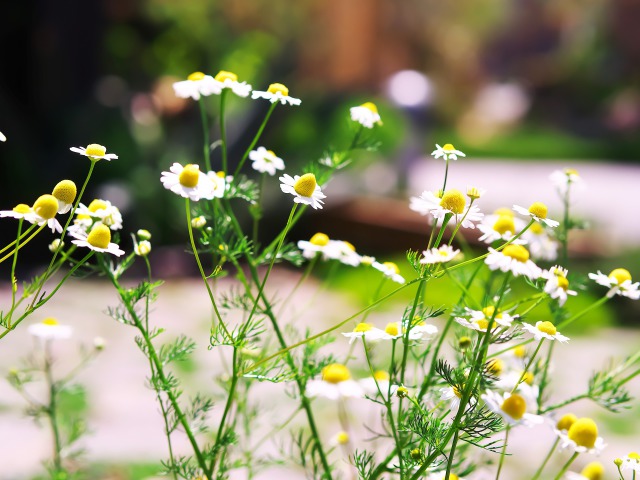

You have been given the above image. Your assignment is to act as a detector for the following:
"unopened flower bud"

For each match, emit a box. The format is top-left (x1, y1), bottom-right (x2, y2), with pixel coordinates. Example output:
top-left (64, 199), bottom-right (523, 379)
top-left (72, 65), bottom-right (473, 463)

top-left (137, 229), bottom-right (152, 240)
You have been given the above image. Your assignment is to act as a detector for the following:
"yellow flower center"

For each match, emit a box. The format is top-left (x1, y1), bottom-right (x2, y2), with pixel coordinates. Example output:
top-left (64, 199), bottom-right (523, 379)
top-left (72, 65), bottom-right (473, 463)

top-left (293, 173), bottom-right (317, 197)
top-left (322, 363), bottom-right (350, 384)
top-left (88, 199), bottom-right (108, 212)
top-left (580, 462), bottom-right (604, 480)
top-left (52, 180), bottom-right (77, 205)
top-left (568, 418), bottom-right (598, 448)
top-left (353, 322), bottom-right (372, 333)
top-left (537, 321), bottom-right (557, 336)
top-left (530, 223), bottom-right (544, 235)
top-left (486, 358), bottom-right (504, 375)
top-left (439, 189), bottom-right (466, 214)
top-left (361, 102), bottom-right (378, 114)
top-left (214, 70), bottom-right (238, 82)
top-left (33, 194), bottom-right (59, 220)
top-left (453, 386), bottom-right (462, 398)
top-left (609, 268), bottom-right (632, 284)
top-left (475, 319), bottom-right (490, 331)
top-left (500, 394), bottom-right (526, 420)
top-left (458, 336), bottom-right (472, 349)
top-left (267, 149), bottom-right (276, 157)
top-left (336, 431), bottom-right (350, 445)
top-left (343, 241), bottom-right (356, 252)
top-left (467, 187), bottom-right (481, 200)
top-left (556, 275), bottom-right (569, 290)
top-left (373, 370), bottom-right (390, 381)
top-left (565, 168), bottom-right (579, 176)
top-left (493, 216), bottom-right (516, 235)
top-left (502, 244), bottom-right (530, 263)
top-left (87, 224), bottom-right (112, 249)
top-left (528, 202), bottom-right (548, 219)
top-left (482, 306), bottom-right (500, 318)
top-left (522, 371), bottom-right (535, 385)
top-left (494, 207), bottom-right (514, 217)
top-left (442, 143), bottom-right (456, 151)
top-left (267, 83), bottom-right (289, 96)
top-left (85, 144), bottom-right (106, 157)
top-left (42, 317), bottom-right (59, 326)
top-left (629, 452), bottom-right (640, 461)
top-left (13, 204), bottom-right (32, 214)
top-left (310, 233), bottom-right (329, 246)
top-left (384, 323), bottom-right (399, 336)
top-left (188, 72), bottom-right (206, 81)
top-left (383, 262), bottom-right (400, 274)
top-left (179, 164), bottom-right (201, 188)
top-left (513, 345), bottom-right (526, 358)
top-left (556, 413), bottom-right (578, 431)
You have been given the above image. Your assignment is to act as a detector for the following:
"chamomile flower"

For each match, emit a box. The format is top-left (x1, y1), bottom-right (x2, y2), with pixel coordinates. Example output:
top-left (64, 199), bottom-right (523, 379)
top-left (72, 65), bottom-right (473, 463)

top-left (455, 315), bottom-right (501, 333)
top-left (542, 266), bottom-right (578, 306)
top-left (0, 204), bottom-right (37, 223)
top-left (550, 168), bottom-right (584, 196)
top-left (559, 417), bottom-right (606, 454)
top-left (410, 189), bottom-right (483, 229)
top-left (252, 83), bottom-right (301, 106)
top-left (467, 306), bottom-right (518, 328)
top-left (621, 452), bottom-right (640, 473)
top-left (206, 171), bottom-right (227, 198)
top-left (70, 223), bottom-right (125, 256)
top-left (372, 261), bottom-right (405, 284)
top-left (421, 245), bottom-right (460, 264)
top-left (161, 163), bottom-right (215, 201)
top-left (485, 244), bottom-right (542, 279)
top-left (323, 240), bottom-right (362, 266)
top-left (521, 321), bottom-right (569, 343)
top-left (513, 202), bottom-right (560, 228)
top-left (432, 143), bottom-right (466, 161)
top-left (297, 233), bottom-right (330, 259)
top-left (191, 216), bottom-right (207, 228)
top-left (565, 462), bottom-right (605, 480)
top-left (523, 222), bottom-right (559, 261)
top-left (28, 317), bottom-right (72, 340)
top-left (279, 173), bottom-right (326, 209)
top-left (494, 371), bottom-right (539, 406)
top-left (588, 268), bottom-right (640, 300)
top-left (70, 144), bottom-right (118, 162)
top-left (134, 239), bottom-right (151, 257)
top-left (305, 363), bottom-right (363, 400)
top-left (31, 195), bottom-right (63, 233)
top-left (249, 146), bottom-right (285, 176)
top-left (211, 70), bottom-right (252, 97)
top-left (404, 318), bottom-right (439, 340)
top-left (359, 370), bottom-right (392, 396)
top-left (172, 71), bottom-right (218, 100)
top-left (350, 102), bottom-right (382, 128)
top-left (477, 211), bottom-right (527, 244)
top-left (75, 199), bottom-right (123, 230)
top-left (481, 390), bottom-right (543, 427)
top-left (51, 180), bottom-right (77, 214)
top-left (439, 385), bottom-right (464, 411)
top-left (342, 323), bottom-right (386, 344)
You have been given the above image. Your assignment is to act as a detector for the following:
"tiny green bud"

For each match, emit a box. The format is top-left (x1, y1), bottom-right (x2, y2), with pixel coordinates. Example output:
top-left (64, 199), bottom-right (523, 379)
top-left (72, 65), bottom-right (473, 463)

top-left (396, 386), bottom-right (409, 398)
top-left (137, 229), bottom-right (152, 240)
top-left (410, 448), bottom-right (422, 461)
top-left (458, 336), bottom-right (472, 349)
top-left (614, 458), bottom-right (623, 467)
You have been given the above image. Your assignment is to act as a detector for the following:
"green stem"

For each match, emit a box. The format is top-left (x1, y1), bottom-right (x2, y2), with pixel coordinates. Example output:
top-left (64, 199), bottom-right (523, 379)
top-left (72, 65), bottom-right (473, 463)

top-left (0, 224), bottom-right (46, 263)
top-left (530, 437), bottom-right (559, 480)
top-left (495, 426), bottom-right (509, 480)
top-left (44, 341), bottom-right (64, 473)
top-left (0, 223), bottom-right (36, 255)
top-left (198, 98), bottom-right (212, 172)
top-left (219, 89), bottom-right (229, 174)
top-left (210, 348), bottom-right (239, 474)
top-left (234, 102), bottom-right (277, 177)
top-left (553, 452), bottom-right (579, 480)
top-left (7, 220), bottom-right (23, 329)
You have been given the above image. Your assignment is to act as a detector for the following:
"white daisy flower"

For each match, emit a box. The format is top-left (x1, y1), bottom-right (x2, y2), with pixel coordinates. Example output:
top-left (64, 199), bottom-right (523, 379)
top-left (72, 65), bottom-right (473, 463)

top-left (588, 268), bottom-right (640, 300)
top-left (51, 180), bottom-right (77, 214)
top-left (477, 211), bottom-right (528, 244)
top-left (252, 83), bottom-right (301, 106)
top-left (454, 316), bottom-right (501, 333)
top-left (481, 390), bottom-right (544, 427)
top-left (70, 144), bottom-right (118, 162)
top-left (75, 199), bottom-right (123, 230)
top-left (297, 232), bottom-right (330, 259)
top-left (420, 245), bottom-right (460, 265)
top-left (432, 143), bottom-right (466, 161)
top-left (404, 317), bottom-right (439, 340)
top-left (161, 163), bottom-right (215, 201)
top-left (342, 322), bottom-right (387, 344)
top-left (494, 371), bottom-right (539, 406)
top-left (521, 321), bottom-right (569, 343)
top-left (372, 261), bottom-right (405, 284)
top-left (134, 239), bottom-right (151, 257)
top-left (439, 385), bottom-right (463, 412)
top-left (621, 453), bottom-right (640, 473)
top-left (410, 189), bottom-right (483, 229)
top-left (542, 266), bottom-right (577, 306)
top-left (485, 244), bottom-right (542, 279)
top-left (172, 71), bottom-right (218, 101)
top-left (279, 173), bottom-right (326, 209)
top-left (322, 240), bottom-right (362, 266)
top-left (206, 171), bottom-right (227, 198)
top-left (70, 223), bottom-right (125, 256)
top-left (211, 70), bottom-right (252, 97)
top-left (550, 168), bottom-right (584, 196)
top-left (564, 461), bottom-right (605, 480)
top-left (28, 318), bottom-right (72, 340)
top-left (522, 222), bottom-right (559, 261)
top-left (0, 131), bottom-right (6, 142)
top-left (513, 202), bottom-right (560, 228)
top-left (305, 364), bottom-right (363, 400)
top-left (558, 417), bottom-right (606, 455)
top-left (350, 102), bottom-right (382, 128)
top-left (0, 204), bottom-right (38, 224)
top-left (359, 370), bottom-right (392, 396)
top-left (249, 146), bottom-right (285, 176)
top-left (467, 306), bottom-right (518, 328)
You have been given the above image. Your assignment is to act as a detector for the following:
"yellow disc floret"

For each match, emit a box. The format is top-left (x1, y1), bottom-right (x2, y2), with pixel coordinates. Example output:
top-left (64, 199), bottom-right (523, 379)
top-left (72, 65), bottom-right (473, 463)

top-left (322, 363), bottom-right (350, 384)
top-left (568, 417), bottom-right (598, 448)
top-left (528, 202), bottom-right (549, 219)
top-left (580, 462), bottom-right (604, 480)
top-left (85, 144), bottom-right (107, 157)
top-left (88, 199), bottom-right (108, 212)
top-left (513, 345), bottom-right (526, 358)
top-left (486, 358), bottom-right (504, 376)
top-left (493, 216), bottom-right (516, 235)
top-left (310, 233), bottom-right (329, 246)
top-left (556, 413), bottom-right (578, 431)
top-left (628, 452), bottom-right (640, 461)
top-left (188, 72), bottom-right (206, 81)
top-left (87, 224), bottom-right (112, 249)
top-left (42, 317), bottom-right (59, 326)
top-left (179, 164), bottom-right (201, 188)
top-left (52, 180), bottom-right (77, 205)
top-left (384, 322), bottom-right (399, 336)
top-left (383, 262), bottom-right (400, 274)
top-left (537, 321), bottom-right (557, 336)
top-left (336, 431), bottom-right (350, 445)
top-left (373, 370), bottom-right (390, 382)
top-left (353, 322), bottom-right (372, 333)
top-left (494, 207), bottom-right (514, 217)
top-left (267, 83), bottom-right (289, 96)
top-left (502, 244), bottom-right (530, 263)
top-left (33, 195), bottom-right (59, 220)
top-left (214, 70), bottom-right (238, 82)
top-left (475, 319), bottom-right (490, 331)
top-left (442, 143), bottom-right (456, 151)
top-left (521, 371), bottom-right (535, 385)
top-left (556, 275), bottom-right (569, 290)
top-left (13, 204), bottom-right (32, 214)
top-left (293, 173), bottom-right (317, 197)
top-left (500, 393), bottom-right (526, 420)
top-left (361, 102), bottom-right (378, 114)
top-left (609, 268), bottom-right (632, 284)
top-left (439, 189), bottom-right (466, 214)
